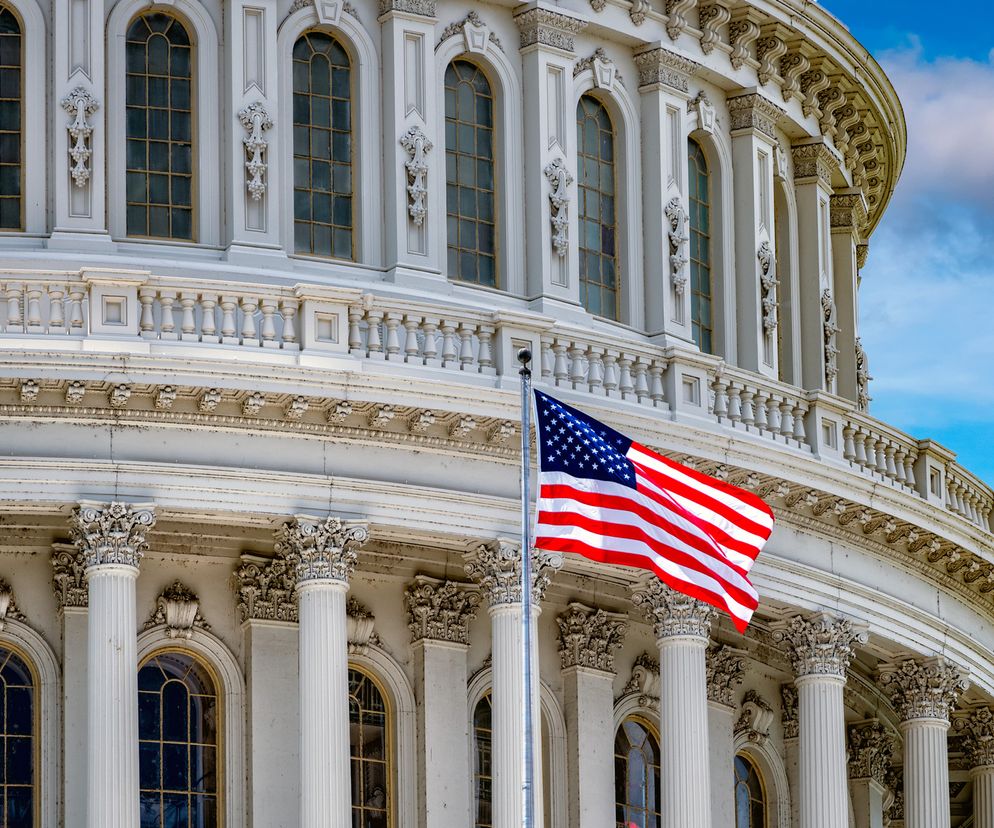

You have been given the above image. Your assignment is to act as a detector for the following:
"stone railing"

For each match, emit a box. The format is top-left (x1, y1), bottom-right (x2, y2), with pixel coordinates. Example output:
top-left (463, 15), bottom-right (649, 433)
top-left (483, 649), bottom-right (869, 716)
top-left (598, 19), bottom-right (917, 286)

top-left (1, 270), bottom-right (990, 534)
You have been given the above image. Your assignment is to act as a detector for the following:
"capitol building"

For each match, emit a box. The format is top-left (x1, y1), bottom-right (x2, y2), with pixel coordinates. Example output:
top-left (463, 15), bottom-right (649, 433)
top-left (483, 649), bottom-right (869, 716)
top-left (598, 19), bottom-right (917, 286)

top-left (1, 0), bottom-right (993, 825)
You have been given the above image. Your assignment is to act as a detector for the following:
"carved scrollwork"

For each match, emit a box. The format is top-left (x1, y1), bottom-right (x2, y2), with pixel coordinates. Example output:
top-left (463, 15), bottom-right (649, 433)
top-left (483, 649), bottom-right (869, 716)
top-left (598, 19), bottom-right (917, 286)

top-left (557, 602), bottom-right (627, 672)
top-left (405, 576), bottom-right (481, 645)
top-left (770, 612), bottom-right (867, 678)
top-left (144, 580), bottom-right (210, 639)
top-left (728, 18), bottom-right (760, 70)
top-left (954, 706), bottom-right (994, 769)
top-left (697, 4), bottom-right (730, 55)
top-left (0, 579), bottom-right (26, 630)
top-left (735, 690), bottom-right (775, 744)
top-left (757, 241), bottom-right (779, 334)
top-left (631, 577), bottom-right (717, 639)
top-left (847, 720), bottom-right (894, 784)
top-left (235, 553), bottom-right (298, 622)
top-left (61, 87), bottom-right (99, 188)
top-left (69, 501), bottom-right (157, 569)
top-left (52, 546), bottom-right (88, 609)
top-left (706, 642), bottom-right (746, 707)
top-left (629, 0), bottom-right (651, 26)
top-left (855, 337), bottom-right (872, 412)
top-left (400, 125), bottom-right (433, 227)
top-left (620, 651), bottom-right (660, 711)
top-left (877, 657), bottom-right (969, 723)
top-left (822, 289), bottom-right (840, 388)
top-left (664, 197), bottom-right (689, 296)
top-left (347, 597), bottom-right (379, 654)
top-left (781, 683), bottom-right (798, 739)
top-left (237, 102), bottom-right (273, 201)
top-left (464, 539), bottom-right (562, 606)
top-left (665, 0), bottom-right (694, 40)
top-left (543, 157), bottom-right (573, 258)
top-left (276, 515), bottom-right (370, 584)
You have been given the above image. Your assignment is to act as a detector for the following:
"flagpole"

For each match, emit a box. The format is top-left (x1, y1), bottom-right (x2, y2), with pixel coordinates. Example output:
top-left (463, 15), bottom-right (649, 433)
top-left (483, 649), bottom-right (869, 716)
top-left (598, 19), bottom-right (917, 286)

top-left (517, 348), bottom-right (536, 828)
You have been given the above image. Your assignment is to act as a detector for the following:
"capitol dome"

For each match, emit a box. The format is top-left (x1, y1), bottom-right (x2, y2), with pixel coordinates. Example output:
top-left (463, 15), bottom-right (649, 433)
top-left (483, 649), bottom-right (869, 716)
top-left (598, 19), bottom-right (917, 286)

top-left (0, 0), bottom-right (989, 826)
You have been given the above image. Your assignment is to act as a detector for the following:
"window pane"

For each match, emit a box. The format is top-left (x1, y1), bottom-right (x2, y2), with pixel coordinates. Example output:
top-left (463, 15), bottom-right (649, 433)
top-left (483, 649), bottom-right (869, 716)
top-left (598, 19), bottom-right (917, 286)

top-left (0, 7), bottom-right (22, 229)
top-left (444, 60), bottom-right (497, 288)
top-left (0, 648), bottom-right (35, 824)
top-left (614, 717), bottom-right (661, 828)
top-left (125, 12), bottom-right (195, 240)
top-left (349, 669), bottom-right (390, 828)
top-left (688, 139), bottom-right (713, 353)
top-left (733, 754), bottom-right (768, 828)
top-left (293, 31), bottom-right (354, 259)
top-left (576, 96), bottom-right (619, 320)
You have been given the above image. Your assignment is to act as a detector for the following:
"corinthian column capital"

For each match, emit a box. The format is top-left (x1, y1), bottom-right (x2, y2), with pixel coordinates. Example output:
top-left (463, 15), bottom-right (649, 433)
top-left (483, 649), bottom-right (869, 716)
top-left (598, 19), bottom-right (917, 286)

top-left (706, 642), bottom-right (747, 707)
top-left (630, 576), bottom-right (716, 640)
top-left (847, 720), bottom-right (894, 785)
top-left (556, 602), bottom-right (627, 672)
top-left (276, 515), bottom-right (369, 585)
top-left (404, 576), bottom-right (481, 645)
top-left (463, 540), bottom-right (562, 606)
top-left (877, 656), bottom-right (969, 723)
top-left (770, 611), bottom-right (867, 678)
top-left (69, 500), bottom-right (157, 569)
top-left (955, 706), bottom-right (994, 769)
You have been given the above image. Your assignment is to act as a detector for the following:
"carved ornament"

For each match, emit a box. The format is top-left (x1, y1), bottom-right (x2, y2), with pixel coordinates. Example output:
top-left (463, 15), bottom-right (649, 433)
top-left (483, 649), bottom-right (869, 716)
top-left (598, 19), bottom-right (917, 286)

top-left (665, 197), bottom-right (689, 295)
top-left (400, 126), bottom-right (433, 227)
top-left (513, 8), bottom-right (586, 53)
top-left (0, 579), bottom-right (26, 630)
top-left (758, 241), bottom-right (778, 334)
top-left (69, 501), bottom-right (157, 569)
top-left (378, 0), bottom-right (435, 17)
top-left (144, 580), bottom-right (210, 639)
top-left (276, 514), bottom-right (370, 584)
top-left (954, 707), bottom-right (994, 769)
top-left (235, 553), bottom-right (298, 622)
top-left (573, 48), bottom-right (621, 90)
top-left (405, 575), bottom-right (481, 645)
top-left (52, 545), bottom-right (88, 609)
top-left (697, 4), bottom-right (730, 55)
top-left (728, 17), bottom-right (760, 70)
top-left (544, 157), bottom-right (573, 258)
top-left (706, 642), bottom-right (746, 707)
top-left (630, 577), bottom-right (717, 640)
top-left (464, 539), bottom-right (562, 606)
top-left (61, 87), bottom-right (99, 188)
top-left (633, 46), bottom-right (699, 93)
top-left (847, 720), bottom-right (894, 784)
top-left (437, 10), bottom-right (502, 53)
top-left (735, 690), bottom-right (775, 744)
top-left (822, 289), bottom-right (839, 387)
top-left (665, 0), bottom-right (694, 40)
top-left (726, 93), bottom-right (785, 141)
top-left (238, 102), bottom-right (273, 201)
top-left (855, 338), bottom-right (872, 412)
top-left (770, 612), bottom-right (867, 678)
top-left (781, 683), bottom-right (798, 739)
top-left (557, 602), bottom-right (627, 672)
top-left (347, 597), bottom-right (379, 654)
top-left (620, 651), bottom-right (660, 711)
top-left (878, 657), bottom-right (969, 723)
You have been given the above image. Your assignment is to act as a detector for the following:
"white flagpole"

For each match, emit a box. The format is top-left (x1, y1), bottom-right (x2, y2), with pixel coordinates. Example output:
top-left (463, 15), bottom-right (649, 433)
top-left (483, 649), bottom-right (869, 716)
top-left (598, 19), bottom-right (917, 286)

top-left (517, 348), bottom-right (536, 828)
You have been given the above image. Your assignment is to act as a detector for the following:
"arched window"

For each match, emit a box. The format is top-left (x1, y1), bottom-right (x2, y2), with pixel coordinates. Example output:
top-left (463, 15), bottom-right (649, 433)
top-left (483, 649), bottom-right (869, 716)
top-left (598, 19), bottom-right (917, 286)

top-left (614, 716), bottom-right (660, 828)
top-left (576, 95), bottom-right (618, 320)
top-left (350, 668), bottom-right (389, 827)
top-left (125, 12), bottom-right (194, 241)
top-left (0, 6), bottom-right (22, 231)
top-left (688, 138), bottom-right (712, 353)
top-left (444, 59), bottom-right (496, 288)
top-left (472, 692), bottom-right (493, 827)
top-left (292, 31), bottom-right (353, 260)
top-left (138, 651), bottom-right (219, 827)
top-left (0, 646), bottom-right (33, 824)
top-left (733, 753), bottom-right (767, 828)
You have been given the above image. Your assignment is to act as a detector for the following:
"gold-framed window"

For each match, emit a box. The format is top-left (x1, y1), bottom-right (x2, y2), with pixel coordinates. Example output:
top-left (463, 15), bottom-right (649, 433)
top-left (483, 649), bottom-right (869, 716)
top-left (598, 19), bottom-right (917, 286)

top-left (0, 646), bottom-right (34, 826)
top-left (688, 138), bottom-right (713, 354)
top-left (614, 715), bottom-right (661, 828)
top-left (292, 31), bottom-right (354, 260)
top-left (577, 94), bottom-right (619, 321)
top-left (733, 753), bottom-right (768, 828)
top-left (138, 651), bottom-right (220, 827)
top-left (0, 5), bottom-right (22, 231)
top-left (349, 668), bottom-right (390, 828)
top-left (125, 12), bottom-right (195, 241)
top-left (444, 59), bottom-right (497, 288)
top-left (472, 692), bottom-right (494, 828)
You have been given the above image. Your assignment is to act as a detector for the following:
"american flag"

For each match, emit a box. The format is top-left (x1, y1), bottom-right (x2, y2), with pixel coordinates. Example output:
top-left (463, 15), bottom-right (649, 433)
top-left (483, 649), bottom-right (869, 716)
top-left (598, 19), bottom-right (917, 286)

top-left (533, 390), bottom-right (774, 632)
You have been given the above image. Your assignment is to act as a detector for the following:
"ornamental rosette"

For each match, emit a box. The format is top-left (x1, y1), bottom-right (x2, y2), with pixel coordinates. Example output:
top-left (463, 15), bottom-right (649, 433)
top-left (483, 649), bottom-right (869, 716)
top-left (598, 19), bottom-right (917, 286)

top-left (770, 612), bottom-right (867, 678)
top-left (557, 602), bottom-right (627, 672)
top-left (405, 576), bottom-right (481, 645)
top-left (69, 501), bottom-right (157, 569)
top-left (878, 657), bottom-right (969, 723)
top-left (847, 720), bottom-right (894, 784)
top-left (630, 576), bottom-right (717, 640)
top-left (464, 540), bottom-right (562, 606)
top-left (954, 706), bottom-right (994, 769)
top-left (276, 515), bottom-right (370, 585)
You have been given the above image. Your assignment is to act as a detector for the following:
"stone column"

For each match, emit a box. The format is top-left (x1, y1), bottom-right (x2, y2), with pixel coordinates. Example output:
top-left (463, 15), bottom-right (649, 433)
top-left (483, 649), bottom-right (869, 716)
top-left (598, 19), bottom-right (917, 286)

top-left (879, 658), bottom-right (969, 828)
top-left (465, 539), bottom-right (562, 828)
top-left (631, 578), bottom-right (717, 828)
top-left (955, 707), bottom-right (994, 828)
top-left (405, 576), bottom-right (482, 828)
top-left (278, 515), bottom-right (369, 828)
top-left (706, 643), bottom-right (747, 828)
top-left (771, 612), bottom-right (867, 828)
top-left (847, 720), bottom-right (894, 828)
top-left (557, 603), bottom-right (627, 828)
top-left (829, 190), bottom-right (868, 405)
top-left (781, 684), bottom-right (802, 828)
top-left (70, 501), bottom-right (156, 828)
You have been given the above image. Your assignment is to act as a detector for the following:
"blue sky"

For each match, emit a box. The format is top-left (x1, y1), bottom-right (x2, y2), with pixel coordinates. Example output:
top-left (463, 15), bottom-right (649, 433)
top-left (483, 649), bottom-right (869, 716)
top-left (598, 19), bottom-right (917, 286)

top-left (819, 1), bottom-right (994, 483)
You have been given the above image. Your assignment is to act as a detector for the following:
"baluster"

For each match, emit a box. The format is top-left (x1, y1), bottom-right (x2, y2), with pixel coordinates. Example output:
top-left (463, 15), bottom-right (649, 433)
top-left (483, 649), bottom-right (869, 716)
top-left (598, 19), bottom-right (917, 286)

top-left (201, 296), bottom-right (218, 342)
top-left (25, 287), bottom-right (43, 331)
top-left (48, 284), bottom-right (67, 333)
top-left (602, 352), bottom-right (619, 397)
top-left (180, 293), bottom-right (198, 340)
top-left (726, 384), bottom-right (742, 423)
top-left (457, 323), bottom-right (476, 371)
top-left (402, 316), bottom-right (422, 363)
top-left (259, 298), bottom-right (278, 347)
top-left (159, 291), bottom-right (178, 339)
top-left (586, 346), bottom-right (604, 394)
top-left (711, 378), bottom-right (729, 418)
top-left (280, 299), bottom-right (299, 348)
top-left (766, 396), bottom-right (782, 435)
top-left (220, 296), bottom-right (239, 343)
top-left (552, 340), bottom-right (569, 386)
top-left (884, 444), bottom-right (898, 480)
top-left (904, 452), bottom-right (917, 489)
top-left (955, 484), bottom-right (967, 516)
top-left (779, 399), bottom-right (794, 439)
top-left (422, 319), bottom-right (439, 366)
top-left (5, 282), bottom-right (23, 332)
top-left (945, 481), bottom-right (958, 514)
top-left (540, 336), bottom-right (554, 380)
top-left (68, 287), bottom-right (86, 331)
top-left (569, 344), bottom-right (587, 390)
top-left (853, 431), bottom-right (868, 466)
top-left (874, 439), bottom-right (888, 475)
top-left (138, 288), bottom-right (156, 337)
top-left (439, 321), bottom-right (458, 368)
top-left (477, 325), bottom-right (495, 373)
top-left (752, 391), bottom-right (768, 431)
top-left (383, 312), bottom-right (403, 361)
top-left (792, 402), bottom-right (807, 442)
top-left (348, 307), bottom-right (364, 353)
top-left (842, 426), bottom-right (856, 461)
top-left (740, 389), bottom-right (755, 426)
top-left (617, 355), bottom-right (634, 399)
top-left (633, 360), bottom-right (649, 403)
top-left (894, 449), bottom-right (908, 485)
top-left (367, 310), bottom-right (385, 356)
top-left (239, 297), bottom-right (260, 345)
top-left (648, 364), bottom-right (665, 407)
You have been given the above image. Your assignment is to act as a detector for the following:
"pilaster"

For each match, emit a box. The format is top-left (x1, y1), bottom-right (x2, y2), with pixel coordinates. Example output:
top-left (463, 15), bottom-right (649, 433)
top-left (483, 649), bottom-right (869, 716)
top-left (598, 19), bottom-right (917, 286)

top-left (706, 643), bottom-right (746, 828)
top-left (847, 720), bottom-right (894, 828)
top-left (955, 707), bottom-right (994, 828)
top-left (829, 189), bottom-right (868, 405)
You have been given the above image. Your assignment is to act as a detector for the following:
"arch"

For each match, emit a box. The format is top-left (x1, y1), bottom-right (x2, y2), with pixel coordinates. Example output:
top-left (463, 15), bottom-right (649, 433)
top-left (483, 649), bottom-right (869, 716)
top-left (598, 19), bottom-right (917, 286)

top-left (732, 736), bottom-right (790, 828)
top-left (137, 626), bottom-right (246, 828)
top-left (613, 694), bottom-right (659, 733)
top-left (687, 126), bottom-right (735, 361)
top-left (433, 38), bottom-right (524, 298)
top-left (614, 714), bottom-right (662, 828)
top-left (572, 72), bottom-right (644, 329)
top-left (107, 0), bottom-right (220, 246)
top-left (0, 0), bottom-right (44, 234)
top-left (349, 645), bottom-right (416, 828)
top-left (278, 6), bottom-right (381, 266)
top-left (0, 620), bottom-right (60, 828)
top-left (466, 668), bottom-right (568, 828)
top-left (773, 175), bottom-right (801, 385)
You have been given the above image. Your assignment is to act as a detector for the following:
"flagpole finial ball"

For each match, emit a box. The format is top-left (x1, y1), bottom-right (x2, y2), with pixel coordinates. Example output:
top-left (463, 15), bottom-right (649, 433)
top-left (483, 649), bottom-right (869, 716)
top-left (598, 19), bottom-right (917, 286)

top-left (517, 348), bottom-right (532, 365)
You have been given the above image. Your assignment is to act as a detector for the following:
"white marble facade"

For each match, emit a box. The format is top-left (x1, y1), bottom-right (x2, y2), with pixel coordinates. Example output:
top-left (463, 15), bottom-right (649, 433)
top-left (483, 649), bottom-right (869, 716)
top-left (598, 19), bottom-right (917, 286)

top-left (0, 0), bottom-right (992, 826)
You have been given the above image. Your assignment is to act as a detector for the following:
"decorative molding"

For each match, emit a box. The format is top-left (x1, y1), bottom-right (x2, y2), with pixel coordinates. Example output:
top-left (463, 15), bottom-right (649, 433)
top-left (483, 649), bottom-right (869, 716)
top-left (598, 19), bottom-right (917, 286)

top-left (51, 545), bottom-right (88, 610)
top-left (405, 575), bottom-right (481, 645)
top-left (61, 87), bottom-right (99, 188)
top-left (665, 197), bottom-right (689, 295)
top-left (573, 47), bottom-right (621, 90)
top-left (238, 102), bottom-right (273, 201)
top-left (629, 0), bottom-right (651, 26)
top-left (773, 140), bottom-right (789, 180)
top-left (544, 157), bottom-right (573, 258)
top-left (557, 602), bottom-right (627, 672)
top-left (275, 514), bottom-right (370, 584)
top-left (817, 85), bottom-right (846, 139)
top-left (877, 657), bottom-right (969, 722)
top-left (198, 388), bottom-right (223, 413)
top-left (378, 0), bottom-right (436, 18)
top-left (109, 384), bottom-right (132, 408)
top-left (697, 3), bottom-right (730, 55)
top-left (735, 690), bottom-right (775, 744)
top-left (633, 46), bottom-right (699, 93)
top-left (728, 17), bottom-right (760, 70)
top-left (630, 576), bottom-right (717, 639)
top-left (242, 392), bottom-right (265, 416)
top-left (235, 553), bottom-right (298, 622)
top-left (791, 142), bottom-right (837, 188)
top-left (706, 642), bottom-right (746, 707)
top-left (953, 706), bottom-right (994, 769)
top-left (726, 93), bottom-right (785, 141)
top-left (284, 396), bottom-right (309, 421)
top-left (0, 578), bottom-right (26, 630)
top-left (155, 386), bottom-right (177, 410)
top-left (855, 338), bottom-right (872, 412)
top-left (346, 597), bottom-right (379, 654)
top-left (885, 766), bottom-right (903, 821)
top-left (758, 241), bottom-right (778, 334)
top-left (830, 192), bottom-right (868, 234)
top-left (755, 29), bottom-right (787, 87)
top-left (18, 379), bottom-right (39, 403)
top-left (770, 612), bottom-right (867, 678)
top-left (856, 243), bottom-right (870, 271)
top-left (847, 720), bottom-right (894, 784)
top-left (781, 683), bottom-right (798, 739)
top-left (779, 50), bottom-right (810, 102)
top-left (463, 539), bottom-right (562, 605)
top-left (66, 381), bottom-right (86, 406)
top-left (144, 580), bottom-right (209, 638)
top-left (437, 10), bottom-right (502, 53)
top-left (69, 501), bottom-right (157, 569)
top-left (822, 289), bottom-right (840, 388)
top-left (689, 91), bottom-right (716, 134)
top-left (287, 0), bottom-right (360, 23)
top-left (799, 68), bottom-right (830, 119)
top-left (400, 125), bottom-right (433, 227)
top-left (513, 7), bottom-right (586, 53)
top-left (620, 651), bottom-right (660, 710)
top-left (665, 0), bottom-right (695, 40)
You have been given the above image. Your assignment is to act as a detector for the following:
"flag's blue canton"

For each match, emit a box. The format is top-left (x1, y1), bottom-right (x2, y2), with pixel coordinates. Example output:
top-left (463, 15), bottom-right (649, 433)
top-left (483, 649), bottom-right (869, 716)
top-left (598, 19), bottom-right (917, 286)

top-left (535, 390), bottom-right (636, 489)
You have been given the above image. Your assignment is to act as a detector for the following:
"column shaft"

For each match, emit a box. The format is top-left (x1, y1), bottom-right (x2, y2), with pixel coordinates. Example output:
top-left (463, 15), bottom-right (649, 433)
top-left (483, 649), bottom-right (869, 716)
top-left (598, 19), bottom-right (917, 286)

top-left (659, 636), bottom-right (711, 828)
top-left (708, 703), bottom-right (736, 828)
top-left (87, 565), bottom-right (139, 828)
top-left (973, 766), bottom-right (994, 828)
top-left (63, 607), bottom-right (88, 826)
top-left (797, 674), bottom-right (848, 828)
top-left (298, 580), bottom-right (351, 828)
top-left (902, 719), bottom-right (951, 828)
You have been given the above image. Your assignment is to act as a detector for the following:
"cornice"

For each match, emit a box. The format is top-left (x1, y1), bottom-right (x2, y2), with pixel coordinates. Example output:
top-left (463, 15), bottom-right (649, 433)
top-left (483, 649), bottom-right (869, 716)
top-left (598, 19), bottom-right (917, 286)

top-left (726, 93), bottom-right (786, 141)
top-left (512, 6), bottom-right (586, 53)
top-left (633, 44), bottom-right (699, 93)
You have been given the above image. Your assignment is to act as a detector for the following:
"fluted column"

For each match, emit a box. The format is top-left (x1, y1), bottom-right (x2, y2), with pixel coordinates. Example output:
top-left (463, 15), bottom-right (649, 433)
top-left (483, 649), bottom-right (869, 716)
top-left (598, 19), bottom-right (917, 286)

top-left (955, 707), bottom-right (994, 828)
top-left (631, 578), bottom-right (717, 828)
top-left (706, 644), bottom-right (747, 828)
top-left (465, 539), bottom-right (562, 828)
top-left (279, 515), bottom-right (369, 828)
top-left (772, 612), bottom-right (868, 828)
top-left (557, 603), bottom-right (627, 828)
top-left (847, 720), bottom-right (894, 828)
top-left (70, 501), bottom-right (156, 828)
top-left (878, 657), bottom-right (969, 828)
top-left (405, 577), bottom-right (482, 828)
